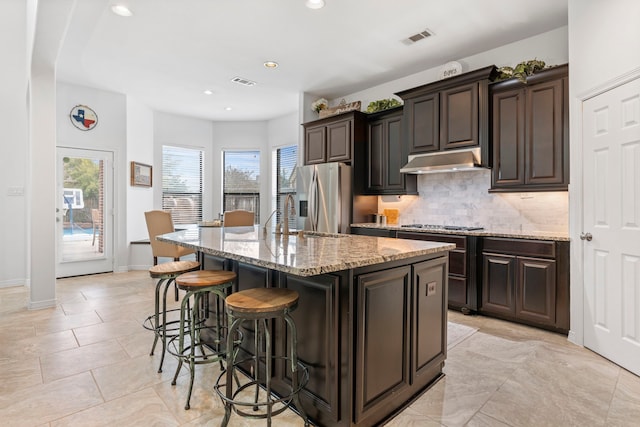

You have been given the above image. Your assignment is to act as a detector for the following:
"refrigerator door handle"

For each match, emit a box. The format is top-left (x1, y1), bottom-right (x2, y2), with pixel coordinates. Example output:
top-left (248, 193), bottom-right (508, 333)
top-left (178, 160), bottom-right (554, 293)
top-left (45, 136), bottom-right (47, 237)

top-left (310, 167), bottom-right (318, 231)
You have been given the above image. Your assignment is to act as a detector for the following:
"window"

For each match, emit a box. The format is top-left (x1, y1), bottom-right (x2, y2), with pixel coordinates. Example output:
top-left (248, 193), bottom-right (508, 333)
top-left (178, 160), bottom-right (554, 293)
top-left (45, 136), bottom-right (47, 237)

top-left (223, 151), bottom-right (260, 224)
top-left (162, 145), bottom-right (203, 224)
top-left (272, 145), bottom-right (297, 229)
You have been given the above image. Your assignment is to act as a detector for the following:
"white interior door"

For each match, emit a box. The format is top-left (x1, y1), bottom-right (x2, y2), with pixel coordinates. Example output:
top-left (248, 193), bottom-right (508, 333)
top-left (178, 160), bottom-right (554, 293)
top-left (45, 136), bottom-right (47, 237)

top-left (582, 77), bottom-right (640, 376)
top-left (56, 147), bottom-right (114, 277)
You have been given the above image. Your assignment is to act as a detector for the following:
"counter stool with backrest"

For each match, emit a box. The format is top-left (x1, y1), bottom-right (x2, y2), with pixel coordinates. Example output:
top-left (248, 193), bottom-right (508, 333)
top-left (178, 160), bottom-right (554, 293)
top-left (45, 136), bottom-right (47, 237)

top-left (168, 269), bottom-right (240, 410)
top-left (143, 260), bottom-right (201, 373)
top-left (215, 287), bottom-right (309, 427)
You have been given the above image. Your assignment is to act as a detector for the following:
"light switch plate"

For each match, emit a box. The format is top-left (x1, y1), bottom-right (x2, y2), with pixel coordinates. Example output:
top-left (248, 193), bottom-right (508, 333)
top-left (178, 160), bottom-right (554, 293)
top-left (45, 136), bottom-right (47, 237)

top-left (7, 186), bottom-right (24, 196)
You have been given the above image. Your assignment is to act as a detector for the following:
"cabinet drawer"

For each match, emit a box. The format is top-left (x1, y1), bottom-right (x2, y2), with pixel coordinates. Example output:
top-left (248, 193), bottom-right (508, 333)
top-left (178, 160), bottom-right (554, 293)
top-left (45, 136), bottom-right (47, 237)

top-left (397, 231), bottom-right (467, 249)
top-left (482, 238), bottom-right (555, 258)
top-left (449, 250), bottom-right (466, 276)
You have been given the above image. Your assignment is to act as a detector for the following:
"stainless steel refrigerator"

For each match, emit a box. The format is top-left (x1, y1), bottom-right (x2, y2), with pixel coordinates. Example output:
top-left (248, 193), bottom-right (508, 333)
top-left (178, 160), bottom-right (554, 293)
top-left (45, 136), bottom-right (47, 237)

top-left (296, 162), bottom-right (352, 234)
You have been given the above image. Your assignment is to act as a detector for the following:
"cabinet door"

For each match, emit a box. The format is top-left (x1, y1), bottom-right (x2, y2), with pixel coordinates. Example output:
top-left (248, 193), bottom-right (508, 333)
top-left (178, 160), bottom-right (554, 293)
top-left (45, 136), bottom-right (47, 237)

top-left (407, 92), bottom-right (439, 154)
top-left (278, 273), bottom-right (343, 424)
top-left (516, 257), bottom-right (556, 325)
top-left (492, 88), bottom-right (525, 187)
top-left (481, 253), bottom-right (516, 316)
top-left (440, 82), bottom-right (479, 150)
top-left (526, 79), bottom-right (565, 186)
top-left (326, 119), bottom-right (352, 162)
top-left (412, 257), bottom-right (447, 383)
top-left (385, 114), bottom-right (404, 190)
top-left (305, 125), bottom-right (326, 165)
top-left (355, 266), bottom-right (410, 423)
top-left (367, 119), bottom-right (384, 190)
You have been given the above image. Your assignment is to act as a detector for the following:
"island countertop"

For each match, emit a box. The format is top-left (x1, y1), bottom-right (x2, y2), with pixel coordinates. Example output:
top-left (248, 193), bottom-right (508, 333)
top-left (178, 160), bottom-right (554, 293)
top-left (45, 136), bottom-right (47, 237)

top-left (157, 226), bottom-right (455, 277)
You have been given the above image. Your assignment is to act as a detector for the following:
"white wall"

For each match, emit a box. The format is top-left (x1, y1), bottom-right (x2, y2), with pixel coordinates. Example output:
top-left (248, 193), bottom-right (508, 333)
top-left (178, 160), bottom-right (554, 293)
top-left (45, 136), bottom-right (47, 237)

top-left (0, 0), bottom-right (29, 288)
top-left (334, 27), bottom-right (569, 111)
top-left (211, 120), bottom-right (270, 223)
top-left (56, 82), bottom-right (129, 272)
top-left (567, 0), bottom-right (640, 345)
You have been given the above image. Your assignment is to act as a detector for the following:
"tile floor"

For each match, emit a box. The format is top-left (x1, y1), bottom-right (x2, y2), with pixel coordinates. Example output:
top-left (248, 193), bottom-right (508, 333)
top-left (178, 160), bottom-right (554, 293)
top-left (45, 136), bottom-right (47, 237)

top-left (1, 271), bottom-right (639, 426)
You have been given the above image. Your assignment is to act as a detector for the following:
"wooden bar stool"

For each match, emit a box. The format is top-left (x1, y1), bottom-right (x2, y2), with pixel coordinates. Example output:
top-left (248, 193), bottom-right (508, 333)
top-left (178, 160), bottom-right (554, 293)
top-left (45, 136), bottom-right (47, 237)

top-left (215, 287), bottom-right (309, 427)
top-left (168, 269), bottom-right (240, 410)
top-left (143, 260), bottom-right (200, 373)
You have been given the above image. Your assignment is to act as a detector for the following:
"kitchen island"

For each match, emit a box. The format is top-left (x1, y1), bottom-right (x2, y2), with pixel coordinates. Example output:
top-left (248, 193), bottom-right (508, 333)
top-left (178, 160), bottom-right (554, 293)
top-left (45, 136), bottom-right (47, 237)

top-left (158, 226), bottom-right (454, 427)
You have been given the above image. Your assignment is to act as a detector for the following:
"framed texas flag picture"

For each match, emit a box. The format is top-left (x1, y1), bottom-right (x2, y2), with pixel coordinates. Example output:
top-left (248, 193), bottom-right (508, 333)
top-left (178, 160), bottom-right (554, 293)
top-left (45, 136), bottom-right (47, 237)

top-left (70, 105), bottom-right (98, 131)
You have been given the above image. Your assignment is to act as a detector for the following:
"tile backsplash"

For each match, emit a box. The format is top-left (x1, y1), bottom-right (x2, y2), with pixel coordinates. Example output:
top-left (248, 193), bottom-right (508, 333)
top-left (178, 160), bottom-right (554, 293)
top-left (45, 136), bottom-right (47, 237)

top-left (378, 169), bottom-right (568, 233)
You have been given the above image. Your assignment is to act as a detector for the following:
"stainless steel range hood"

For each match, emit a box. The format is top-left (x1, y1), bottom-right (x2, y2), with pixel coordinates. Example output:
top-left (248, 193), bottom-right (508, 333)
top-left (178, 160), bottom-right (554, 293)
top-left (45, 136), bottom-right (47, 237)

top-left (400, 147), bottom-right (483, 174)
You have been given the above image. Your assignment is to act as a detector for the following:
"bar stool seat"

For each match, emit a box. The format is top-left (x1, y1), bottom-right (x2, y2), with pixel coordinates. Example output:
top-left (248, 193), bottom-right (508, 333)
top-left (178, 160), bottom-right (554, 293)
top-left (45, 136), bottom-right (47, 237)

top-left (143, 260), bottom-right (200, 373)
top-left (216, 287), bottom-right (309, 426)
top-left (169, 269), bottom-right (240, 410)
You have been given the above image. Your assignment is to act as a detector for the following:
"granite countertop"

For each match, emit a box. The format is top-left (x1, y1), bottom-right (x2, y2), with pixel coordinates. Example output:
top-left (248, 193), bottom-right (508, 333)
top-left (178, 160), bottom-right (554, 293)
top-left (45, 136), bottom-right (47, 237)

top-left (157, 226), bottom-right (455, 277)
top-left (351, 223), bottom-right (570, 242)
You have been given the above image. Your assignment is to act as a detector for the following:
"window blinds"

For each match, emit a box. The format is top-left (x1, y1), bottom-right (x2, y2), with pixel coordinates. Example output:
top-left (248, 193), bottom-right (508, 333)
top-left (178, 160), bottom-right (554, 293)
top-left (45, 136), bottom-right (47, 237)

top-left (162, 145), bottom-right (203, 224)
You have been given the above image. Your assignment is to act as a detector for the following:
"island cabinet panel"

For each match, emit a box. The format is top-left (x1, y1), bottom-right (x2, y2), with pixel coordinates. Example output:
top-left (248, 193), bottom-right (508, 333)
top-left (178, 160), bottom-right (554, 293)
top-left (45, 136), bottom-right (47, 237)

top-left (397, 231), bottom-right (478, 313)
top-left (276, 272), bottom-right (347, 426)
top-left (355, 266), bottom-right (411, 424)
top-left (412, 258), bottom-right (447, 384)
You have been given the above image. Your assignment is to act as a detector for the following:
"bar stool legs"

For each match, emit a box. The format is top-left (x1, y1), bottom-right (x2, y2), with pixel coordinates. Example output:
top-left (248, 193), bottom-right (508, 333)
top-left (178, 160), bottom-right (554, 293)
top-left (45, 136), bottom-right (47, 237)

top-left (167, 270), bottom-right (240, 410)
top-left (143, 260), bottom-right (200, 373)
top-left (215, 288), bottom-right (310, 427)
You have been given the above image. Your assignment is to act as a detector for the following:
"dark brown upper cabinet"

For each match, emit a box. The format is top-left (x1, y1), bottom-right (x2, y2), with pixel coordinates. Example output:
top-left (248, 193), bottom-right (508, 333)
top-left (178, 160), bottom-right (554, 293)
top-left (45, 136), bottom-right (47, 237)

top-left (302, 111), bottom-right (366, 165)
top-left (365, 107), bottom-right (417, 195)
top-left (490, 64), bottom-right (569, 192)
top-left (396, 65), bottom-right (497, 165)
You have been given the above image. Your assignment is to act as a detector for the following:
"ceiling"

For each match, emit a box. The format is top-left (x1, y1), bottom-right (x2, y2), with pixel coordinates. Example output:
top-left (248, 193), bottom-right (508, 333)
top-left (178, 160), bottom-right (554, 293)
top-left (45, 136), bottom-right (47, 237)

top-left (55, 0), bottom-right (568, 122)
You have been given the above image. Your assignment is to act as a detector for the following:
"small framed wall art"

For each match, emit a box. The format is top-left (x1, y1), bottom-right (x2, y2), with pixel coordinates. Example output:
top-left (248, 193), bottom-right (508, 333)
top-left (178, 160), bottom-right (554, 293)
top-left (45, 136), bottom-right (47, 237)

top-left (131, 161), bottom-right (152, 187)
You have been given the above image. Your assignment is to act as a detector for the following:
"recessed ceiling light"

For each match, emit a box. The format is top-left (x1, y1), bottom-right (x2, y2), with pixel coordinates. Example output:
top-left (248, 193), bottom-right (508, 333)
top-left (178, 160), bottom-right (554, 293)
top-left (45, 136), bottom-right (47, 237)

top-left (111, 4), bottom-right (133, 17)
top-left (203, 90), bottom-right (213, 95)
top-left (225, 107), bottom-right (233, 111)
top-left (305, 0), bottom-right (325, 9)
top-left (264, 61), bottom-right (279, 69)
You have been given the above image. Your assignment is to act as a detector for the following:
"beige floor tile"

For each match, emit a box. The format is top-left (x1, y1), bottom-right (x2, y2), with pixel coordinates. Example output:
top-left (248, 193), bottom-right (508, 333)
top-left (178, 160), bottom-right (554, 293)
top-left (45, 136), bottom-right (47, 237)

top-left (606, 369), bottom-right (640, 426)
top-left (34, 310), bottom-right (103, 335)
top-left (384, 406), bottom-right (443, 426)
top-left (465, 412), bottom-right (513, 427)
top-left (92, 352), bottom-right (181, 401)
top-left (40, 339), bottom-right (130, 383)
top-left (72, 318), bottom-right (142, 346)
top-left (0, 329), bottom-right (78, 359)
top-left (117, 329), bottom-right (157, 358)
top-left (0, 371), bottom-right (103, 426)
top-left (0, 357), bottom-right (42, 394)
top-left (49, 388), bottom-right (180, 427)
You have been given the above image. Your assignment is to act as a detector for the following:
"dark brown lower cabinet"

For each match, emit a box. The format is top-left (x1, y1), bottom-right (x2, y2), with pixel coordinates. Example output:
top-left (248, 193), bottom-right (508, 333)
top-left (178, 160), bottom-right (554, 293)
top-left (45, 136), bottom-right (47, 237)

top-left (480, 238), bottom-right (568, 333)
top-left (355, 266), bottom-right (411, 424)
top-left (354, 256), bottom-right (447, 426)
top-left (205, 254), bottom-right (448, 426)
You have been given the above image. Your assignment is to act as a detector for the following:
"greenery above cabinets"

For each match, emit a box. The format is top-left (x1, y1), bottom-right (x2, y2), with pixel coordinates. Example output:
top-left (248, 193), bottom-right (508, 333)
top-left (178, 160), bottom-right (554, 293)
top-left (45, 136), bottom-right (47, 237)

top-left (490, 64), bottom-right (569, 192)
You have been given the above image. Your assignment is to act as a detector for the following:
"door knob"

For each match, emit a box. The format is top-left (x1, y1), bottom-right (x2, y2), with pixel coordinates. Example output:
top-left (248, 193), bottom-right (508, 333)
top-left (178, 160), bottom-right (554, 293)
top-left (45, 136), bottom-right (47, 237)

top-left (580, 232), bottom-right (593, 241)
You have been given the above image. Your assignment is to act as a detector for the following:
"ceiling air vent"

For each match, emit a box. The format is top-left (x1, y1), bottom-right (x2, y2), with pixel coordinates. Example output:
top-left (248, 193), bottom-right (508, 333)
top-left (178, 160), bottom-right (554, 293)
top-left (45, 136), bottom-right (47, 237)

top-left (403, 29), bottom-right (433, 45)
top-left (231, 76), bottom-right (256, 87)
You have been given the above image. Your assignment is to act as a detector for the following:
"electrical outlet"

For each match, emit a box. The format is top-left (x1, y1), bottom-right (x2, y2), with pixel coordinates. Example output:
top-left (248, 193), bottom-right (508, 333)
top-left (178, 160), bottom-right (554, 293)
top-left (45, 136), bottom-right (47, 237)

top-left (427, 281), bottom-right (437, 297)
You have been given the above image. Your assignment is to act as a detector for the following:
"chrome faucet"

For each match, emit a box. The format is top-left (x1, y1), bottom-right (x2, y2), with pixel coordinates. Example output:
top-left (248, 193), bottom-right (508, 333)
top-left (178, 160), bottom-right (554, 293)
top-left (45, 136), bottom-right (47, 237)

top-left (283, 194), bottom-right (296, 236)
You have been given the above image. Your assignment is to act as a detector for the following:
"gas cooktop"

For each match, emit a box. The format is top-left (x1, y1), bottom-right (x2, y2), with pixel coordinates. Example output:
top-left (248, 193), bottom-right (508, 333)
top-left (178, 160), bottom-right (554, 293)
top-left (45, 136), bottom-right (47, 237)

top-left (400, 224), bottom-right (484, 231)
